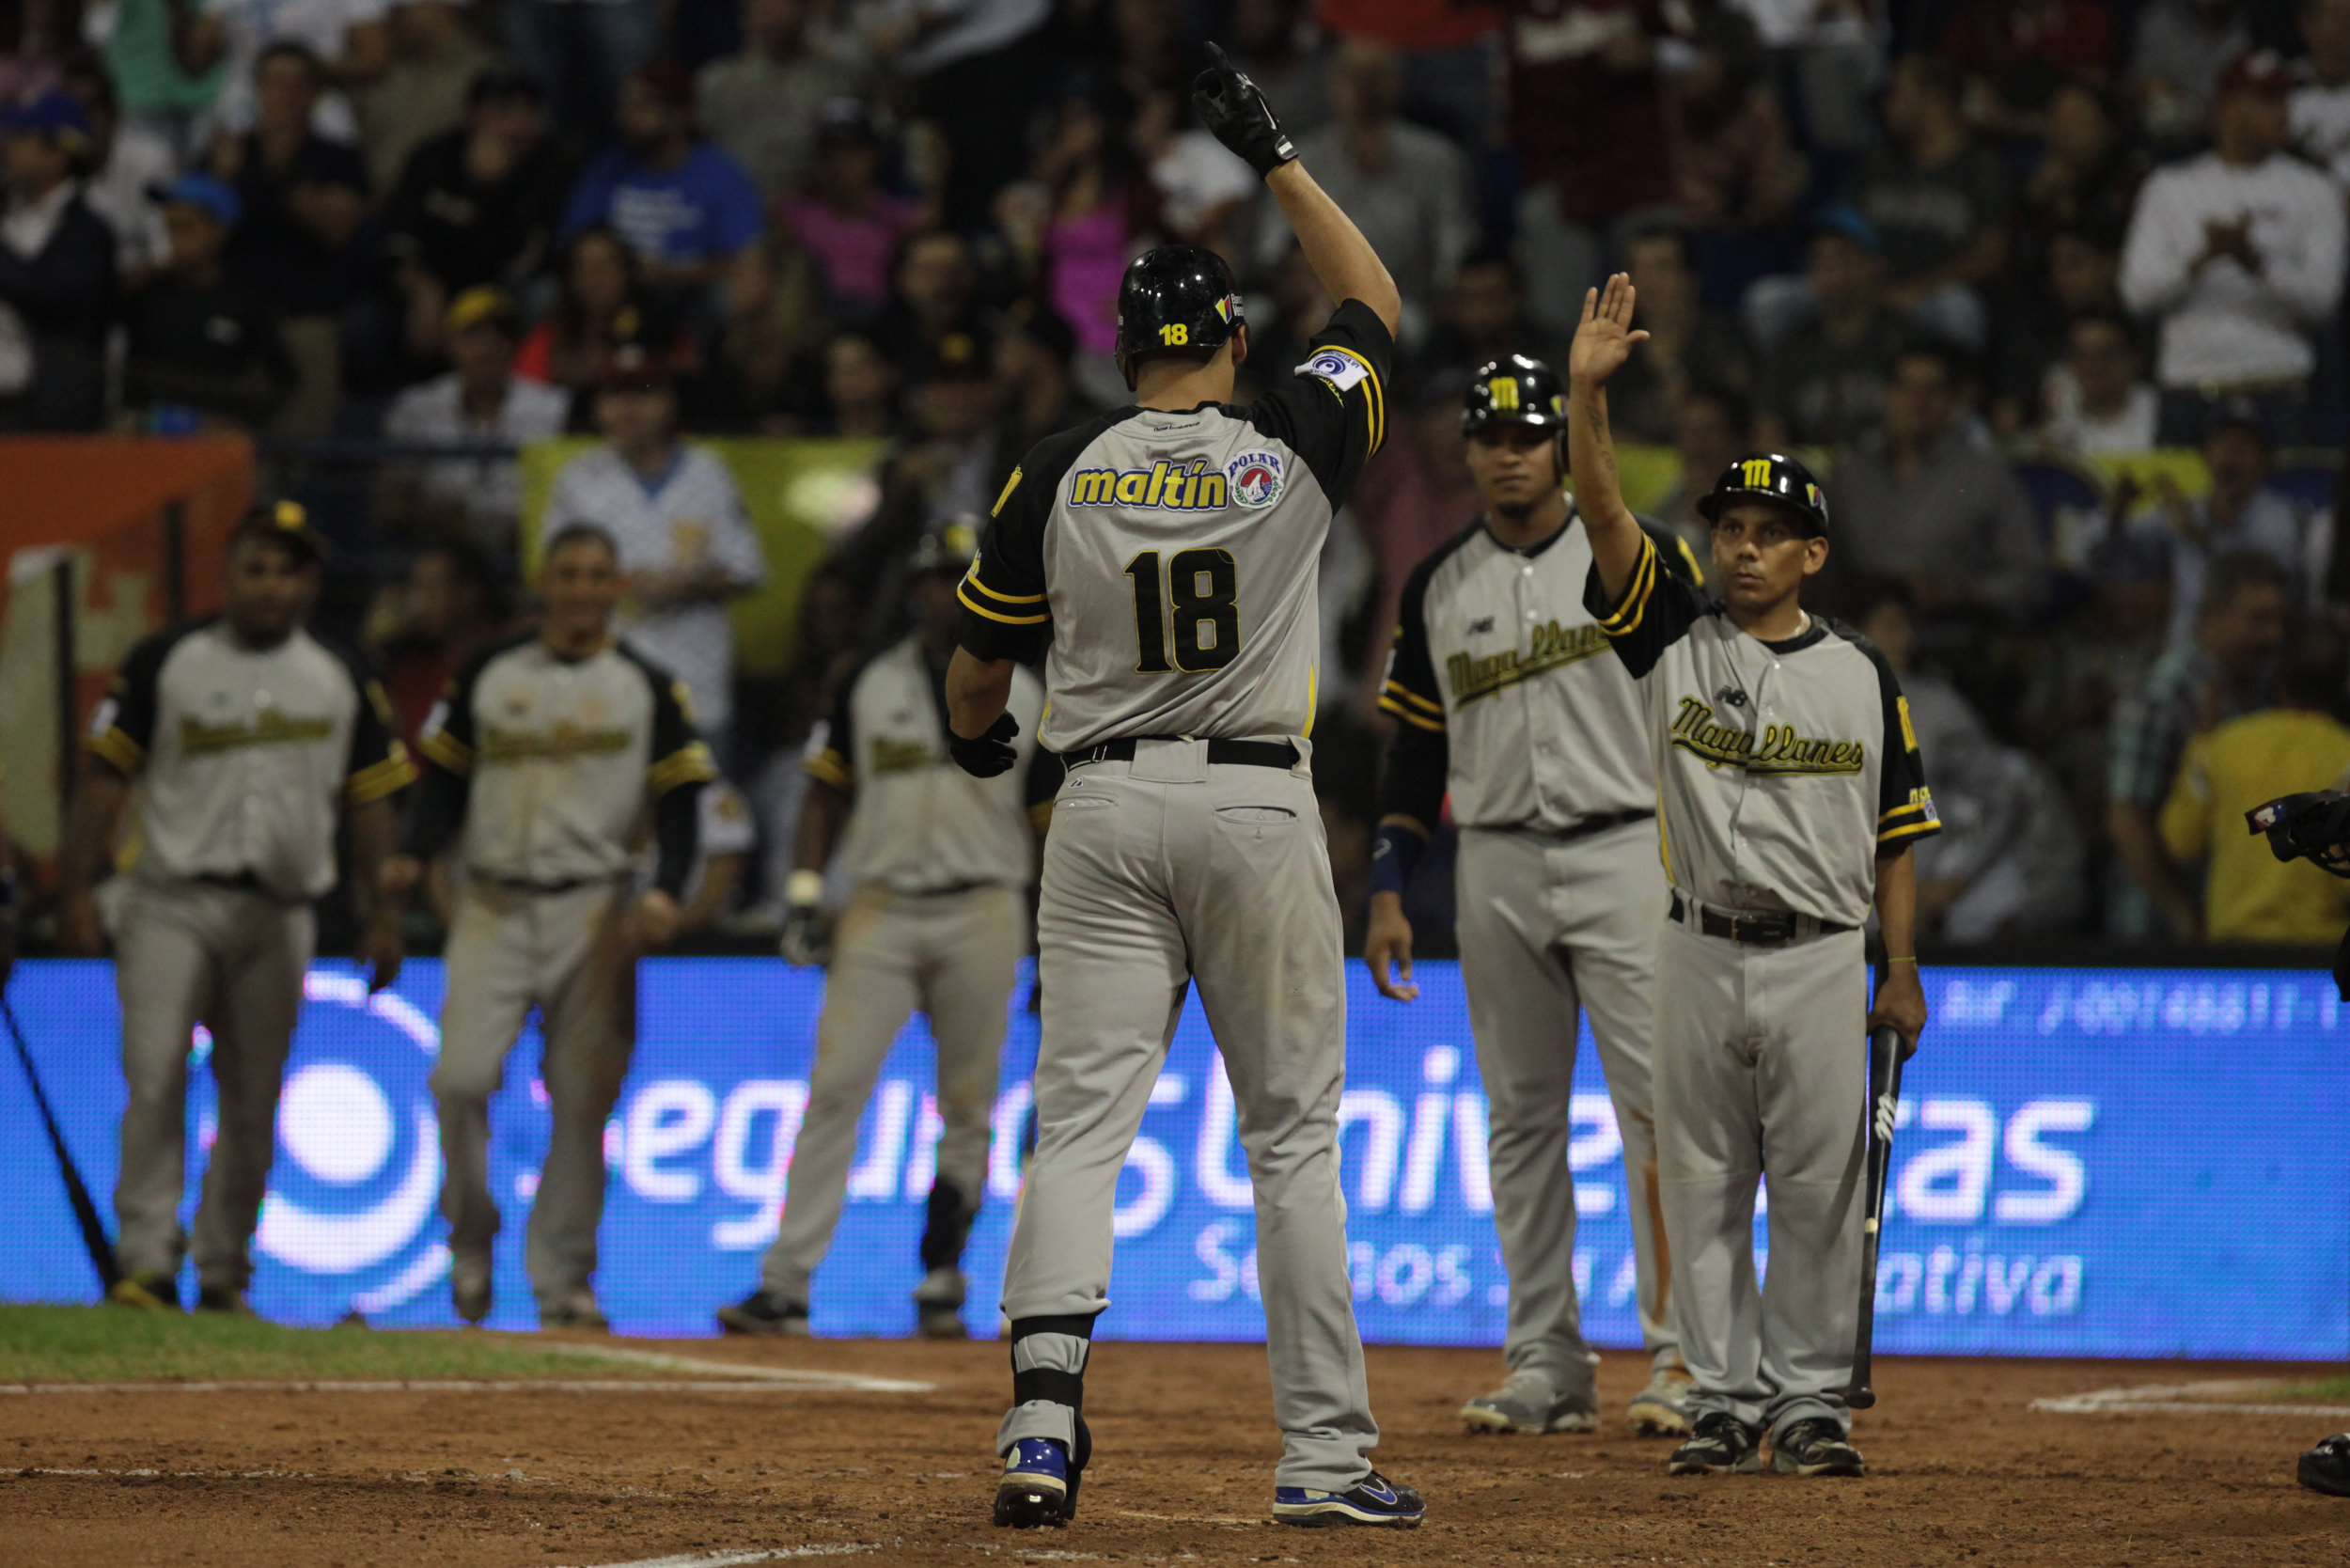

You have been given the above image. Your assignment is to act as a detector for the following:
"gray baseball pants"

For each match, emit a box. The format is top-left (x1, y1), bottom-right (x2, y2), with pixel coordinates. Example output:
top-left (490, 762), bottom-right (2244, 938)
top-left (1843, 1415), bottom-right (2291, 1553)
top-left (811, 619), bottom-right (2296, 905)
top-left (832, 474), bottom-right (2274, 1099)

top-left (1456, 822), bottom-right (1679, 1398)
top-left (1654, 913), bottom-right (1868, 1437)
top-left (757, 882), bottom-right (1024, 1303)
top-left (113, 879), bottom-right (315, 1291)
top-left (995, 742), bottom-right (1380, 1492)
top-left (431, 878), bottom-right (634, 1310)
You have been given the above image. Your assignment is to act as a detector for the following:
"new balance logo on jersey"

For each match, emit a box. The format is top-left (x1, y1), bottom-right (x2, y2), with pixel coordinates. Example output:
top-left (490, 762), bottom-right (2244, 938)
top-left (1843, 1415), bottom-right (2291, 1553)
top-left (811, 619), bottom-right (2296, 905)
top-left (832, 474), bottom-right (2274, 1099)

top-left (1447, 620), bottom-right (1610, 707)
top-left (1068, 458), bottom-right (1230, 510)
top-left (1465, 616), bottom-right (1496, 635)
top-left (1669, 696), bottom-right (1865, 776)
top-left (1716, 686), bottom-right (1749, 708)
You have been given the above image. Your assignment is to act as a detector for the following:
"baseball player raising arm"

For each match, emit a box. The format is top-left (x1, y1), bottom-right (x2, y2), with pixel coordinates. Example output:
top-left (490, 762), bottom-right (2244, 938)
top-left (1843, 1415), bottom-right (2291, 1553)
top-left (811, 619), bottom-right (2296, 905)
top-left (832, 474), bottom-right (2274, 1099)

top-left (945, 45), bottom-right (1423, 1532)
top-left (716, 521), bottom-right (1059, 1341)
top-left (382, 523), bottom-right (713, 1330)
top-left (1568, 275), bottom-right (1934, 1479)
top-left (57, 503), bottom-right (415, 1314)
top-left (1367, 354), bottom-right (1703, 1440)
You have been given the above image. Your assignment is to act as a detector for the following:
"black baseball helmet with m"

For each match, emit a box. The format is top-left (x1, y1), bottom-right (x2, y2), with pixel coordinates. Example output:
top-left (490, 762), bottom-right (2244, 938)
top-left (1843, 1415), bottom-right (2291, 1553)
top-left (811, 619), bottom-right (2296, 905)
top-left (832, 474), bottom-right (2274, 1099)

top-left (1698, 451), bottom-right (1831, 538)
top-left (1462, 353), bottom-right (1567, 476)
top-left (1115, 244), bottom-right (1246, 389)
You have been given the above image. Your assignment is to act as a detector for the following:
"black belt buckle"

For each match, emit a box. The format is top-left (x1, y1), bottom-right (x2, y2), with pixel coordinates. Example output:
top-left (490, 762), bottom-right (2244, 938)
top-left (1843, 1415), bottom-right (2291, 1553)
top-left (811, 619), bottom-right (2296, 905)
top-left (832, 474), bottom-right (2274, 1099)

top-left (1719, 910), bottom-right (1794, 947)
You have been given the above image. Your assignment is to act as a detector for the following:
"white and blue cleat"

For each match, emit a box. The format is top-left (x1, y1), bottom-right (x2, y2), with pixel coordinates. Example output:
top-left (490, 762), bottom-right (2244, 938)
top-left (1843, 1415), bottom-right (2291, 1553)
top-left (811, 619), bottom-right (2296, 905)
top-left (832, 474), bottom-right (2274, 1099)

top-left (1272, 1470), bottom-right (1425, 1529)
top-left (994, 1437), bottom-right (1073, 1528)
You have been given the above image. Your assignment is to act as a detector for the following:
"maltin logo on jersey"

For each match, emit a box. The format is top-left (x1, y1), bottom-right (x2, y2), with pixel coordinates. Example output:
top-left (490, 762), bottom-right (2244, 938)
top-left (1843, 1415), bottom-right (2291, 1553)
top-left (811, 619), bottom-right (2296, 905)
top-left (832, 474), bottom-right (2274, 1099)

top-left (1226, 449), bottom-right (1285, 509)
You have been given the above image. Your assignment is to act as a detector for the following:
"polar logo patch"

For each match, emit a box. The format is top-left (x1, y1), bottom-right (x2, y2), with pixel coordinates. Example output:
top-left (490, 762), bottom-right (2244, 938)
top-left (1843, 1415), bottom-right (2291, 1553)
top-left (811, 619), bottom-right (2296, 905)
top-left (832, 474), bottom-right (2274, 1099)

top-left (1226, 449), bottom-right (1285, 509)
top-left (1295, 348), bottom-right (1370, 393)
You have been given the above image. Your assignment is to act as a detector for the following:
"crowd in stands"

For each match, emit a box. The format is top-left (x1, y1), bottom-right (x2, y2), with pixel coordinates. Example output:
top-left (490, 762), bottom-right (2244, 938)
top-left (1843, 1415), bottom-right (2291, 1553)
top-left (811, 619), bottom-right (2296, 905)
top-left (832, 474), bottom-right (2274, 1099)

top-left (10, 0), bottom-right (2350, 949)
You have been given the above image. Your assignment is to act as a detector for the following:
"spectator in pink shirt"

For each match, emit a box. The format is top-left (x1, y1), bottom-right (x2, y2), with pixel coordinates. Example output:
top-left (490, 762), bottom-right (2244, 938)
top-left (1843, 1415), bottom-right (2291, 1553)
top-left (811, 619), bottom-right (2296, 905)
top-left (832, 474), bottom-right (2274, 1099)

top-left (776, 98), bottom-right (924, 318)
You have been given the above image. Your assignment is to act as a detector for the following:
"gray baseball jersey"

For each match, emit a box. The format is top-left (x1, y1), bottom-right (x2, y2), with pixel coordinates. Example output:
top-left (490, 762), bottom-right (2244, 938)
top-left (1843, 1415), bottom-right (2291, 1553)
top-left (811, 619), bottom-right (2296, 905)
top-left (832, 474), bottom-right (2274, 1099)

top-left (1380, 510), bottom-right (1703, 831)
top-left (807, 633), bottom-right (1059, 893)
top-left (413, 634), bottom-right (716, 888)
top-left (957, 299), bottom-right (1389, 749)
top-left (1584, 534), bottom-right (1940, 927)
top-left (91, 619), bottom-right (415, 899)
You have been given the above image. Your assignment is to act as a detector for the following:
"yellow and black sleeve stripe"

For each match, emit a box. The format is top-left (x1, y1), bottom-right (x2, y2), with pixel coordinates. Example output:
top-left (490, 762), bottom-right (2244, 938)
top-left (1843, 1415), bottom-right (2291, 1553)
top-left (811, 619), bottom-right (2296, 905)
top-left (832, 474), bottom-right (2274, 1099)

top-left (1876, 795), bottom-right (1941, 846)
top-left (1593, 537), bottom-right (1659, 638)
top-left (1377, 679), bottom-right (1445, 732)
top-left (958, 569), bottom-right (1050, 626)
top-left (803, 745), bottom-right (854, 791)
top-left (417, 727), bottom-right (474, 776)
top-left (648, 740), bottom-right (720, 797)
top-left (346, 742), bottom-right (418, 804)
top-left (86, 727), bottom-right (145, 775)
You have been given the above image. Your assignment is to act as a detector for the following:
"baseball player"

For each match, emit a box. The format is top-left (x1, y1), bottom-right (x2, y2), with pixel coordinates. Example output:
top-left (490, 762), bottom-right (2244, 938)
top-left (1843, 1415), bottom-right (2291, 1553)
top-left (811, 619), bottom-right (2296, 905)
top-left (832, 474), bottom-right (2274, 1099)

top-left (1567, 274), bottom-right (1934, 1478)
top-left (1367, 353), bottom-right (1702, 1440)
top-left (383, 522), bottom-right (713, 1330)
top-left (715, 522), bottom-right (1058, 1341)
top-left (948, 46), bottom-right (1422, 1532)
top-left (57, 503), bottom-right (414, 1314)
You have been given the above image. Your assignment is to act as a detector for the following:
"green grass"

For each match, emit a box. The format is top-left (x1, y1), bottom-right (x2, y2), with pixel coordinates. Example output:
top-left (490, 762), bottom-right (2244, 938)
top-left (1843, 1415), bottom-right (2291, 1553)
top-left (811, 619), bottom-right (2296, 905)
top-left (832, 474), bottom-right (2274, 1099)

top-left (0, 1305), bottom-right (674, 1384)
top-left (2271, 1375), bottom-right (2350, 1403)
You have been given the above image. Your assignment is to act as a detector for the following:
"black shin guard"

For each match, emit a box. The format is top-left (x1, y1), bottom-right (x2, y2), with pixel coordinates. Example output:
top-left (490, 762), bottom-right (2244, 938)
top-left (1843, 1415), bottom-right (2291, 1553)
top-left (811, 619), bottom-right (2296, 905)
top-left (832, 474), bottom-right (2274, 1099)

top-left (1010, 1312), bottom-right (1096, 1519)
top-left (920, 1179), bottom-right (979, 1273)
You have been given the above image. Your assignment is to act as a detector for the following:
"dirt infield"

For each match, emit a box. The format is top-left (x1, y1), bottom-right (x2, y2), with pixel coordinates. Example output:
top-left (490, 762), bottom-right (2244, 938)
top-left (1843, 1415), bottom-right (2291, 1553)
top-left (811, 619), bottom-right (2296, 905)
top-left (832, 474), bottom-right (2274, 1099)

top-left (6, 1338), bottom-right (2348, 1567)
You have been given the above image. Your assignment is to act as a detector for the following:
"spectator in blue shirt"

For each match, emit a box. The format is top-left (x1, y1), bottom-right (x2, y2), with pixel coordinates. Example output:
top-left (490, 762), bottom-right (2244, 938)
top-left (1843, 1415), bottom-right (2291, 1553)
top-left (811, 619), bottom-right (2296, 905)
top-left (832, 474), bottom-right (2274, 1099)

top-left (560, 62), bottom-right (766, 315)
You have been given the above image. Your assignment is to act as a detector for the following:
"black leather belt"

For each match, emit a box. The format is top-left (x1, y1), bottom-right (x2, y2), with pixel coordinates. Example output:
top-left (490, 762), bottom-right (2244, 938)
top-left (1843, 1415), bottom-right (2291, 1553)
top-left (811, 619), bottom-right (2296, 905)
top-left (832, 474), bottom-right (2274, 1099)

top-left (1553, 808), bottom-right (1653, 844)
top-left (195, 871), bottom-right (263, 891)
top-left (484, 874), bottom-right (615, 895)
top-left (1068, 736), bottom-right (1300, 770)
top-left (1670, 892), bottom-right (1853, 946)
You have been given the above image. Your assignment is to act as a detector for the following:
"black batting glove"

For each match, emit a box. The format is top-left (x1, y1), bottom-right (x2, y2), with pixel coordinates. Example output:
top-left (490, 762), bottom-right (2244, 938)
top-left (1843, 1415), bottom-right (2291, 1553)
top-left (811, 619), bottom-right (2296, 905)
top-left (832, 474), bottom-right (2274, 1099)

top-left (1193, 41), bottom-right (1296, 179)
top-left (949, 712), bottom-right (1020, 778)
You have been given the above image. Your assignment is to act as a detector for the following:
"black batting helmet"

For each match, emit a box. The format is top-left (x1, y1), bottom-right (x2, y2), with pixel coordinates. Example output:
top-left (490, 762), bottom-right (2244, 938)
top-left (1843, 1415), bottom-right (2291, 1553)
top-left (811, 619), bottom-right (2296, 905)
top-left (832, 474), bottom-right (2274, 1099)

top-left (1461, 354), bottom-right (1566, 433)
top-left (1115, 245), bottom-right (1245, 384)
top-left (1697, 451), bottom-right (1831, 537)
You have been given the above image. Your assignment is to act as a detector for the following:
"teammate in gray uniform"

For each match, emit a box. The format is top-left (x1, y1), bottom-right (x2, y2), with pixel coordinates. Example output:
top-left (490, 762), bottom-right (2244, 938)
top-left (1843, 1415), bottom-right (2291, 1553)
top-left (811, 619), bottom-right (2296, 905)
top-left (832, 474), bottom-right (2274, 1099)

top-left (1367, 354), bottom-right (1702, 1440)
top-left (948, 46), bottom-right (1423, 1532)
top-left (715, 522), bottom-right (1059, 1341)
top-left (1569, 274), bottom-right (1935, 1478)
top-left (384, 523), bottom-right (713, 1329)
top-left (59, 503), bottom-right (415, 1314)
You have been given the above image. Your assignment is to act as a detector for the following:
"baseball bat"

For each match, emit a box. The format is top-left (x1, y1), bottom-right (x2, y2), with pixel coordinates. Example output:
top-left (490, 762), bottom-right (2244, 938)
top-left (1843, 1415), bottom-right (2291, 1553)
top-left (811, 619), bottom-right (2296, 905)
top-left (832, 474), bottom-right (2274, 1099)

top-left (2, 996), bottom-right (120, 1291)
top-left (1845, 1023), bottom-right (1908, 1411)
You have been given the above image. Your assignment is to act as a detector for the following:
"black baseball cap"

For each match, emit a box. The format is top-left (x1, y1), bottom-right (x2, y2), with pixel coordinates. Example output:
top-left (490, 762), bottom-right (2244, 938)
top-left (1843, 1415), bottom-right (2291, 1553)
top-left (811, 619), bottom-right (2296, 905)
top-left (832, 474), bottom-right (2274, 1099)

top-left (232, 499), bottom-right (328, 563)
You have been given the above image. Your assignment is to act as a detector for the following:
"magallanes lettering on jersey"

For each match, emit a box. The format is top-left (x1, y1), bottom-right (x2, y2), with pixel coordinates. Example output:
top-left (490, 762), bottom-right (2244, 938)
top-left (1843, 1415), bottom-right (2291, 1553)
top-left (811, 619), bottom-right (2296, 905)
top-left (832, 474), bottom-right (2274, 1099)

top-left (1669, 695), bottom-right (1866, 776)
top-left (477, 722), bottom-right (634, 763)
top-left (868, 736), bottom-right (935, 776)
top-left (1445, 620), bottom-right (1611, 708)
top-left (177, 709), bottom-right (335, 756)
top-left (1067, 457), bottom-right (1230, 510)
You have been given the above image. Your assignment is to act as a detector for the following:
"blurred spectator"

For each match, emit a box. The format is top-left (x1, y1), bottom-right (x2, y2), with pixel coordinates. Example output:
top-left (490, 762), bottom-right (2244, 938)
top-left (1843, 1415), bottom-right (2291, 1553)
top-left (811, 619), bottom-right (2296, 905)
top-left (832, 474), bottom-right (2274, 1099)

top-left (1603, 223), bottom-right (1752, 443)
top-left (101, 0), bottom-right (227, 151)
top-left (794, 327), bottom-right (901, 438)
top-left (1840, 54), bottom-right (2013, 349)
top-left (2018, 541), bottom-right (2170, 851)
top-left (384, 68), bottom-right (571, 356)
top-left (2032, 307), bottom-right (2160, 451)
top-left (1829, 342), bottom-right (2046, 622)
top-left (1651, 381), bottom-right (1752, 552)
top-left (0, 90), bottom-right (117, 431)
top-left (696, 0), bottom-right (864, 204)
top-left (1416, 247), bottom-right (1565, 383)
top-left (60, 59), bottom-right (177, 276)
top-left (1665, 2), bottom-right (1807, 235)
top-left (890, 0), bottom-right (1052, 231)
top-left (182, 0), bottom-right (392, 146)
top-left (1227, 0), bottom-right (1336, 138)
top-left (1506, 0), bottom-right (1690, 337)
top-left (1942, 0), bottom-right (2120, 142)
top-left (2160, 624), bottom-right (2350, 943)
top-left (990, 301), bottom-right (1094, 455)
top-left (1317, 0), bottom-right (1501, 149)
top-left (1264, 36), bottom-right (1474, 345)
top-left (1352, 377), bottom-right (1482, 706)
top-left (1030, 86), bottom-right (1159, 363)
top-left (514, 224), bottom-right (692, 401)
top-left (1991, 218), bottom-right (2126, 431)
top-left (543, 348), bottom-right (767, 757)
top-left (2120, 49), bottom-right (2344, 446)
top-left (1752, 209), bottom-right (1910, 448)
top-left (559, 64), bottom-right (764, 305)
top-left (501, 0), bottom-right (657, 148)
top-left (379, 287), bottom-right (571, 550)
top-left (2125, 408), bottom-right (2315, 645)
top-left (1721, 0), bottom-right (1881, 152)
top-left (1131, 86), bottom-right (1257, 253)
top-left (120, 172), bottom-right (295, 428)
top-left (2290, 0), bottom-right (2350, 189)
top-left (361, 537), bottom-right (512, 742)
top-left (213, 43), bottom-right (373, 439)
top-left (2131, 0), bottom-right (2251, 146)
top-left (777, 98), bottom-right (923, 318)
top-left (872, 227), bottom-right (981, 384)
top-left (2105, 547), bottom-right (2289, 938)
top-left (1855, 577), bottom-right (2088, 940)
top-left (836, 335), bottom-right (1005, 622)
top-left (354, 0), bottom-right (496, 194)
top-left (2017, 78), bottom-right (2142, 269)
